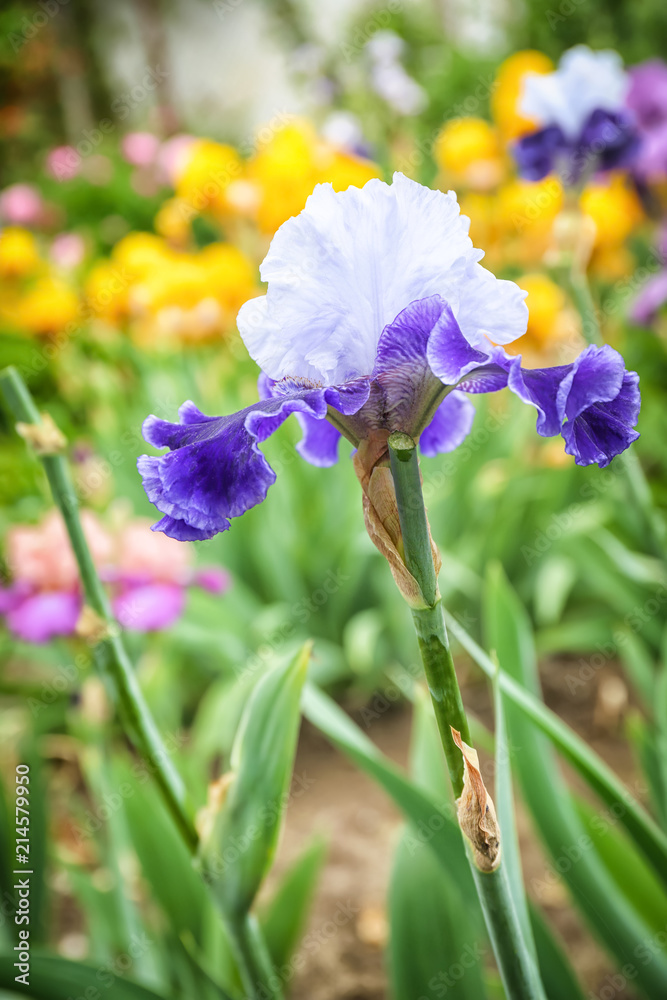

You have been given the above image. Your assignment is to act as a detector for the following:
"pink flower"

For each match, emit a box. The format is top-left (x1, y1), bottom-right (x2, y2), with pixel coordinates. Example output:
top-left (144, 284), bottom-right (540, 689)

top-left (46, 146), bottom-right (82, 182)
top-left (112, 583), bottom-right (185, 631)
top-left (121, 132), bottom-right (161, 168)
top-left (50, 233), bottom-right (86, 269)
top-left (1, 510), bottom-right (230, 641)
top-left (115, 518), bottom-right (193, 584)
top-left (7, 510), bottom-right (113, 591)
top-left (156, 134), bottom-right (197, 186)
top-left (0, 184), bottom-right (43, 226)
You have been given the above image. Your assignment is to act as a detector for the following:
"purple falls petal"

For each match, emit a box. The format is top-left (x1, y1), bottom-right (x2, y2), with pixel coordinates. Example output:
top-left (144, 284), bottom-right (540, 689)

top-left (294, 413), bottom-right (342, 467)
top-left (508, 344), bottom-right (640, 467)
top-left (557, 346), bottom-right (640, 467)
top-left (419, 391), bottom-right (476, 458)
top-left (507, 358), bottom-right (573, 436)
top-left (139, 381), bottom-right (370, 541)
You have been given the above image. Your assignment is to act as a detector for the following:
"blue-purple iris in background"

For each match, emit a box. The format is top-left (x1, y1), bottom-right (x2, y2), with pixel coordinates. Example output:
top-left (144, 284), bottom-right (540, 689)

top-left (514, 45), bottom-right (640, 184)
top-left (138, 173), bottom-right (640, 542)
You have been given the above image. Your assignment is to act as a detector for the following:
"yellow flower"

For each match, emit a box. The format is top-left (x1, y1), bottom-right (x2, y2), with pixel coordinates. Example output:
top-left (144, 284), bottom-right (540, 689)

top-left (154, 197), bottom-right (192, 246)
top-left (507, 273), bottom-right (580, 363)
top-left (18, 275), bottom-right (80, 335)
top-left (111, 232), bottom-right (175, 279)
top-left (0, 227), bottom-right (41, 278)
top-left (495, 177), bottom-right (563, 265)
top-left (434, 118), bottom-right (504, 190)
top-left (491, 50), bottom-right (554, 142)
top-left (174, 139), bottom-right (242, 218)
top-left (580, 174), bottom-right (643, 249)
top-left (198, 243), bottom-right (257, 318)
top-left (519, 273), bottom-right (565, 345)
top-left (459, 192), bottom-right (498, 252)
top-left (85, 260), bottom-right (131, 322)
top-left (246, 119), bottom-right (380, 234)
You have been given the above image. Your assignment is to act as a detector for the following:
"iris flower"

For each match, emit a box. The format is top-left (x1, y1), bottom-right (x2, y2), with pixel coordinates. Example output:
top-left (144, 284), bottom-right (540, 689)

top-left (139, 173), bottom-right (640, 542)
top-left (514, 46), bottom-right (640, 183)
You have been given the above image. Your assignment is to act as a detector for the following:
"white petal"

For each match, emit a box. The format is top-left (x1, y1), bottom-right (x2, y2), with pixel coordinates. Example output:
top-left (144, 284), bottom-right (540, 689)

top-left (237, 173), bottom-right (479, 384)
top-left (520, 45), bottom-right (628, 140)
top-left (455, 263), bottom-right (528, 347)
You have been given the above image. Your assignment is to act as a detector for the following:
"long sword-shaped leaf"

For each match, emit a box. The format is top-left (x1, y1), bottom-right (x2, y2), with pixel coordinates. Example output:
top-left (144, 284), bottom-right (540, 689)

top-left (301, 683), bottom-right (474, 904)
top-left (0, 955), bottom-right (171, 1000)
top-left (442, 609), bottom-right (667, 886)
top-left (483, 564), bottom-right (667, 998)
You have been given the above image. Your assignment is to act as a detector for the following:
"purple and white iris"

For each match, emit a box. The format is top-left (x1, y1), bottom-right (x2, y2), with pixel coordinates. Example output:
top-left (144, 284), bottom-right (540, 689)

top-left (139, 173), bottom-right (640, 542)
top-left (514, 46), bottom-right (639, 184)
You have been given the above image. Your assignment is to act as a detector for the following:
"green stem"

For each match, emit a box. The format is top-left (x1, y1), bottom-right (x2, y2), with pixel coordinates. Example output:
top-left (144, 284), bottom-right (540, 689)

top-left (0, 365), bottom-right (197, 851)
top-left (1, 364), bottom-right (287, 996)
top-left (387, 431), bottom-right (546, 1000)
top-left (388, 432), bottom-right (470, 795)
top-left (469, 858), bottom-right (545, 1000)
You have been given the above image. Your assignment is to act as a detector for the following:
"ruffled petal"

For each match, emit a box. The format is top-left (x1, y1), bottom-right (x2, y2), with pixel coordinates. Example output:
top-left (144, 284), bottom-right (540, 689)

top-left (507, 359), bottom-right (571, 436)
top-left (455, 265), bottom-right (528, 349)
top-left (507, 345), bottom-right (640, 466)
top-left (237, 173), bottom-right (480, 385)
top-left (295, 413), bottom-right (342, 467)
top-left (425, 301), bottom-right (497, 384)
top-left (113, 583), bottom-right (186, 632)
top-left (6, 591), bottom-right (81, 644)
top-left (556, 344), bottom-right (625, 423)
top-left (139, 382), bottom-right (370, 540)
top-left (419, 391), bottom-right (476, 458)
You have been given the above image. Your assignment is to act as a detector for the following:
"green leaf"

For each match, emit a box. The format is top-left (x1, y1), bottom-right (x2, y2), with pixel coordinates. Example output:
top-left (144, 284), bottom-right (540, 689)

top-left (201, 643), bottom-right (310, 919)
top-left (388, 832), bottom-right (488, 1000)
top-left (492, 670), bottom-right (536, 964)
top-left (574, 797), bottom-right (667, 934)
top-left (259, 836), bottom-right (327, 970)
top-left (533, 556), bottom-right (577, 627)
top-left (528, 906), bottom-right (586, 1000)
top-left (0, 955), bottom-right (169, 1000)
top-left (116, 754), bottom-right (239, 995)
top-left (301, 683), bottom-right (474, 904)
top-left (443, 607), bottom-right (667, 888)
top-left (482, 563), bottom-right (667, 998)
top-left (617, 628), bottom-right (656, 709)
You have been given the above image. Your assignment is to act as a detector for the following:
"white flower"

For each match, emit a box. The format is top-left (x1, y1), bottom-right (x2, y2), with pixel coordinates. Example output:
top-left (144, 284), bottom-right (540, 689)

top-left (520, 45), bottom-right (628, 141)
top-left (237, 173), bottom-right (528, 386)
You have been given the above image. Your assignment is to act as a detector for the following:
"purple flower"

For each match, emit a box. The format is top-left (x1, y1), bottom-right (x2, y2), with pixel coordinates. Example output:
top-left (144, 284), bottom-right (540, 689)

top-left (1, 511), bottom-right (231, 643)
top-left (626, 59), bottom-right (667, 182)
top-left (514, 46), bottom-right (639, 184)
top-left (0, 586), bottom-right (82, 644)
top-left (138, 174), bottom-right (641, 542)
top-left (627, 60), bottom-right (667, 132)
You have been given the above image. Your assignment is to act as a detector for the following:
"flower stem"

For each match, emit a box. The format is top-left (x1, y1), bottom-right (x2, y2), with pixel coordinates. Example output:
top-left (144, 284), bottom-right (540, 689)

top-left (0, 365), bottom-right (197, 851)
top-left (469, 856), bottom-right (545, 1000)
top-left (388, 431), bottom-right (470, 795)
top-left (387, 431), bottom-right (546, 1000)
top-left (1, 365), bottom-right (288, 997)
